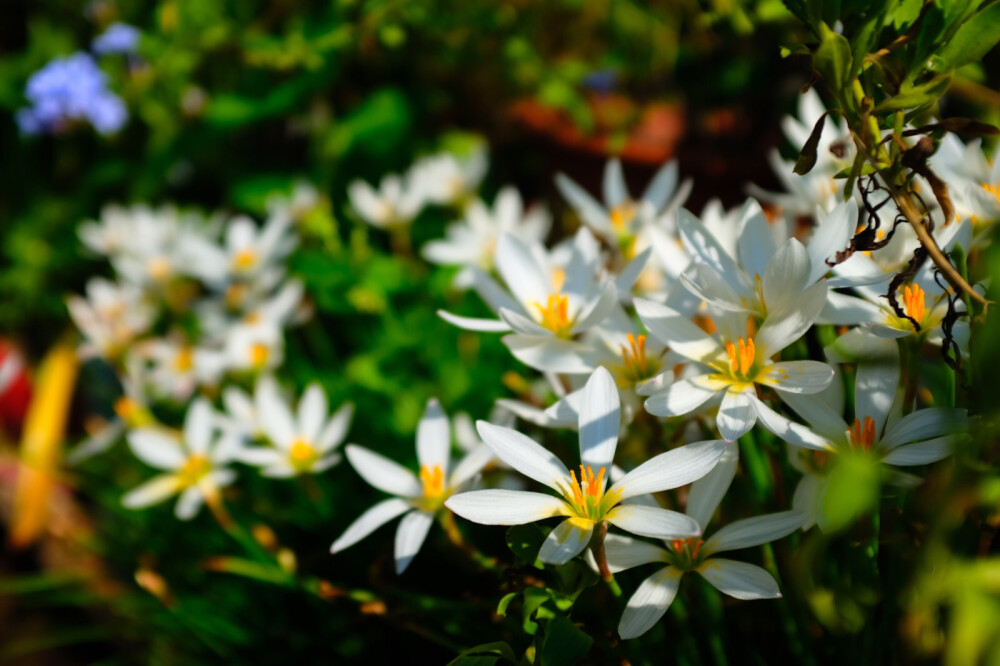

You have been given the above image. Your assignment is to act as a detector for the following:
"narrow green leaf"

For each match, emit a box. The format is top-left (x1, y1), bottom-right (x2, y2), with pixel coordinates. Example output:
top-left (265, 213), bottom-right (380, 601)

top-left (933, 3), bottom-right (1000, 72)
top-left (814, 24), bottom-right (854, 106)
top-left (794, 112), bottom-right (829, 175)
top-left (873, 75), bottom-right (952, 113)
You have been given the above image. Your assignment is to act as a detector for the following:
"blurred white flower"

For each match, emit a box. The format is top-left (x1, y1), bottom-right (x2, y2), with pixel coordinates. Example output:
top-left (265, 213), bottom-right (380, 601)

top-left (348, 174), bottom-right (425, 229)
top-left (410, 148), bottom-right (488, 206)
top-left (67, 278), bottom-right (156, 359)
top-left (331, 398), bottom-right (494, 574)
top-left (122, 398), bottom-right (238, 520)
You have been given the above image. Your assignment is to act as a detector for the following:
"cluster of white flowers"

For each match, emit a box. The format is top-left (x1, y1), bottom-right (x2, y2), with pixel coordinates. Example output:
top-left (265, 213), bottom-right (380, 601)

top-left (73, 90), bottom-right (983, 641)
top-left (334, 90), bottom-right (974, 639)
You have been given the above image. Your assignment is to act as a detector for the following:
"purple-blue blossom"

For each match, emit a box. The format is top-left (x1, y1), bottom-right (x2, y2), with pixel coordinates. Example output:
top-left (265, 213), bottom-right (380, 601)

top-left (92, 23), bottom-right (141, 56)
top-left (16, 52), bottom-right (127, 136)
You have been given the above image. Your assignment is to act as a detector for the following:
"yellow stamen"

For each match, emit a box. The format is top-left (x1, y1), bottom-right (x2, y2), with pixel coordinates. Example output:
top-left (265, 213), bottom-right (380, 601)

top-left (289, 438), bottom-right (318, 470)
top-left (419, 464), bottom-right (446, 499)
top-left (725, 337), bottom-right (755, 377)
top-left (982, 182), bottom-right (1000, 200)
top-left (901, 284), bottom-right (925, 326)
top-left (534, 293), bottom-right (572, 337)
top-left (551, 268), bottom-right (566, 293)
top-left (115, 396), bottom-right (138, 423)
top-left (249, 343), bottom-right (269, 368)
top-left (233, 249), bottom-right (257, 271)
top-left (847, 416), bottom-right (877, 451)
top-left (174, 348), bottom-right (194, 372)
top-left (619, 333), bottom-right (649, 377)
top-left (670, 537), bottom-right (705, 562)
top-left (148, 257), bottom-right (172, 282)
top-left (610, 202), bottom-right (636, 230)
top-left (178, 454), bottom-right (211, 487)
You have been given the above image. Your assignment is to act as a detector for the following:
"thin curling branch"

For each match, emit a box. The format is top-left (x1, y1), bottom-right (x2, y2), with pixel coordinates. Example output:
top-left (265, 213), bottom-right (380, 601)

top-left (854, 134), bottom-right (991, 311)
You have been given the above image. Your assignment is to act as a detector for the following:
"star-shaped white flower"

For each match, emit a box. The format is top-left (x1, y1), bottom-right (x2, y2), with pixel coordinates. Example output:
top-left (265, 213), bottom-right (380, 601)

top-left (445, 367), bottom-right (727, 565)
top-left (331, 398), bottom-right (495, 574)
top-left (122, 398), bottom-right (238, 520)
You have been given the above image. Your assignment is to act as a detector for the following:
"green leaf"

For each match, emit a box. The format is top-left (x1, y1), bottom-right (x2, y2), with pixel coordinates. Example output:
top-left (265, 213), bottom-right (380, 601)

top-left (932, 3), bottom-right (1000, 72)
top-left (447, 642), bottom-right (518, 666)
top-left (497, 592), bottom-right (518, 617)
top-left (539, 615), bottom-right (593, 666)
top-left (873, 75), bottom-right (951, 113)
top-left (794, 112), bottom-right (828, 175)
top-left (506, 524), bottom-right (546, 567)
top-left (814, 24), bottom-right (854, 106)
top-left (817, 451), bottom-right (881, 532)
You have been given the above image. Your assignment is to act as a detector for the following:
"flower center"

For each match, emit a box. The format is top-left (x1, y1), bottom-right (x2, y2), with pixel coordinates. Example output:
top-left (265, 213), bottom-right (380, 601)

top-left (559, 465), bottom-right (619, 522)
top-left (114, 396), bottom-right (142, 425)
top-left (419, 464), bottom-right (446, 500)
top-left (534, 293), bottom-right (573, 337)
top-left (610, 202), bottom-right (636, 231)
top-left (900, 284), bottom-right (926, 327)
top-left (233, 249), bottom-right (257, 272)
top-left (614, 333), bottom-right (660, 386)
top-left (148, 256), bottom-right (172, 282)
top-left (725, 337), bottom-right (756, 379)
top-left (175, 348), bottom-right (194, 372)
top-left (668, 537), bottom-right (705, 570)
top-left (289, 438), bottom-right (319, 471)
top-left (847, 416), bottom-right (876, 451)
top-left (178, 454), bottom-right (211, 487)
top-left (981, 182), bottom-right (1000, 201)
top-left (249, 343), bottom-right (270, 368)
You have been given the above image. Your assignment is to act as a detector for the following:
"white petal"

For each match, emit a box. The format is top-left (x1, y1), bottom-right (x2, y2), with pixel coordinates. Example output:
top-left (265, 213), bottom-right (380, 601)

top-left (881, 435), bottom-right (957, 466)
top-left (317, 402), bottom-right (354, 452)
top-left (702, 511), bottom-right (804, 556)
top-left (259, 385), bottom-right (296, 448)
top-left (644, 376), bottom-right (722, 418)
top-left (754, 280), bottom-right (827, 356)
top-left (807, 201), bottom-right (856, 284)
top-left (235, 447), bottom-right (286, 467)
top-left (539, 518), bottom-right (594, 565)
top-left (819, 292), bottom-right (882, 325)
top-left (697, 559), bottom-right (781, 600)
top-left (880, 408), bottom-right (966, 450)
top-left (618, 567), bottom-right (684, 639)
top-left (602, 533), bottom-right (670, 574)
top-left (128, 429), bottom-right (185, 470)
top-left (606, 504), bottom-right (702, 539)
top-left (495, 233), bottom-right (551, 308)
top-left (445, 489), bottom-right (569, 524)
top-left (762, 360), bottom-right (835, 394)
top-left (475, 421), bottom-right (570, 490)
top-left (780, 392), bottom-right (849, 442)
top-left (603, 158), bottom-right (628, 207)
top-left (642, 160), bottom-right (680, 211)
top-left (502, 334), bottom-right (597, 374)
top-left (394, 510), bottom-right (435, 574)
top-left (122, 474), bottom-right (181, 509)
top-left (750, 396), bottom-right (836, 451)
top-left (298, 383), bottom-right (328, 443)
top-left (738, 205), bottom-right (778, 279)
top-left (686, 443), bottom-right (739, 530)
top-left (717, 390), bottom-right (757, 442)
top-left (792, 474), bottom-right (821, 530)
top-left (184, 399), bottom-right (216, 454)
top-left (345, 445), bottom-right (422, 497)
top-left (447, 443), bottom-right (495, 490)
top-left (854, 350), bottom-right (900, 437)
top-left (616, 247), bottom-right (652, 296)
top-left (569, 281), bottom-right (618, 335)
top-left (612, 439), bottom-right (727, 500)
top-left (677, 207), bottom-right (744, 292)
top-left (578, 367), bottom-right (620, 479)
top-left (634, 298), bottom-right (721, 363)
top-left (556, 173), bottom-right (614, 237)
top-left (417, 398), bottom-right (451, 472)
top-left (174, 486), bottom-right (204, 520)
top-left (330, 498), bottom-right (413, 553)
top-left (437, 309), bottom-right (510, 332)
top-left (761, 239), bottom-right (811, 315)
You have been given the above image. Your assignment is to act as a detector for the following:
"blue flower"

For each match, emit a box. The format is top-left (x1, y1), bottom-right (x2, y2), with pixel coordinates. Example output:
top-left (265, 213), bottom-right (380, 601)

top-left (92, 23), bottom-right (141, 56)
top-left (16, 52), bottom-right (128, 136)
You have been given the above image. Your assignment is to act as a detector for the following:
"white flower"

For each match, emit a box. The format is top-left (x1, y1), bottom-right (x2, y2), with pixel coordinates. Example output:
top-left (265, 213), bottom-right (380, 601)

top-left (445, 367), bottom-right (727, 566)
top-left (67, 356), bottom-right (152, 463)
top-left (141, 338), bottom-right (226, 400)
top-left (237, 381), bottom-right (352, 477)
top-left (605, 446), bottom-right (803, 639)
top-left (409, 148), bottom-right (488, 206)
top-left (67, 278), bottom-right (156, 359)
top-left (438, 228), bottom-right (618, 374)
top-left (348, 174), bottom-right (425, 229)
top-left (556, 158), bottom-right (691, 249)
top-left (331, 398), bottom-right (495, 573)
top-left (422, 186), bottom-right (551, 289)
top-left (753, 329), bottom-right (967, 529)
top-left (122, 398), bottom-right (238, 520)
top-left (636, 296), bottom-right (834, 441)
top-left (216, 374), bottom-right (279, 442)
top-left (223, 323), bottom-right (284, 374)
top-left (184, 212), bottom-right (298, 285)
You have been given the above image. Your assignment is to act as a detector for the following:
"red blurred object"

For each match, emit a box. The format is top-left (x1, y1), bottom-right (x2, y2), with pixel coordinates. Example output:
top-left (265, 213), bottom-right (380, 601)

top-left (0, 340), bottom-right (33, 438)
